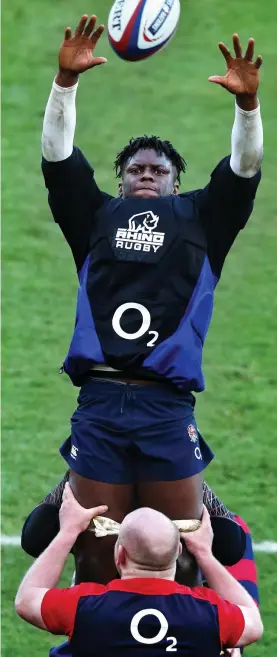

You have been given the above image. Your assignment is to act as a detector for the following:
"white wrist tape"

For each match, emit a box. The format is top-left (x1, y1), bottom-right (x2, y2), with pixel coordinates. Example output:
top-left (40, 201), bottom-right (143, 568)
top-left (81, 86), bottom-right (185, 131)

top-left (230, 102), bottom-right (263, 178)
top-left (89, 516), bottom-right (201, 538)
top-left (41, 79), bottom-right (79, 161)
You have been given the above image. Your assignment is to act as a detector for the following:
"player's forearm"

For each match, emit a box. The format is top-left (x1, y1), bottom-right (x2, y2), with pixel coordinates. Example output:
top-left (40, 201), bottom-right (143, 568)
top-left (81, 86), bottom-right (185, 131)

top-left (41, 77), bottom-right (79, 161)
top-left (230, 101), bottom-right (263, 178)
top-left (16, 530), bottom-right (77, 597)
top-left (198, 552), bottom-right (259, 611)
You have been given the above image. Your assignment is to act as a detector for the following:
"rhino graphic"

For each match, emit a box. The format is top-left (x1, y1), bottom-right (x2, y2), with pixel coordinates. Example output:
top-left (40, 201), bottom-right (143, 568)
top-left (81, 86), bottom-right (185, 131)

top-left (128, 211), bottom-right (159, 233)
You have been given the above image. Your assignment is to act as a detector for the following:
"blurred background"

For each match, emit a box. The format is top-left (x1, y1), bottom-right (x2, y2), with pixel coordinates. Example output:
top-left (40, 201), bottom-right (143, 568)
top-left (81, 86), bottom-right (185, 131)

top-left (2, 0), bottom-right (277, 654)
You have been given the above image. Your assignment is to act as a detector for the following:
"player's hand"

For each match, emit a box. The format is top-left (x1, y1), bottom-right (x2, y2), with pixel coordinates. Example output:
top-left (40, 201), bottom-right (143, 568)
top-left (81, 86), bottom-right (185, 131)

top-left (180, 506), bottom-right (213, 560)
top-left (222, 650), bottom-right (241, 656)
top-left (59, 482), bottom-right (108, 537)
top-left (58, 14), bottom-right (107, 75)
top-left (209, 34), bottom-right (262, 97)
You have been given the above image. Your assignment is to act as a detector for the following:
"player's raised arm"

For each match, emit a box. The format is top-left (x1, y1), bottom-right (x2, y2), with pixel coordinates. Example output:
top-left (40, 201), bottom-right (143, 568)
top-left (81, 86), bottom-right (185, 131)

top-left (42, 15), bottom-right (107, 162)
top-left (193, 35), bottom-right (263, 278)
top-left (41, 15), bottom-right (111, 271)
top-left (209, 34), bottom-right (263, 177)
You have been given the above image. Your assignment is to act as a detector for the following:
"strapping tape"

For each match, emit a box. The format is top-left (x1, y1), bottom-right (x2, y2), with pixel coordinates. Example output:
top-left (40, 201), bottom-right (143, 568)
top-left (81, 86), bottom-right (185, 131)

top-left (89, 516), bottom-right (201, 538)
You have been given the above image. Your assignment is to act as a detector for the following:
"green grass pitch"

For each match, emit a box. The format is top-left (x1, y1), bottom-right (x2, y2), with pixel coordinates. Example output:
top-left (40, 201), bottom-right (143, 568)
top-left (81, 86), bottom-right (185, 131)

top-left (2, 0), bottom-right (277, 654)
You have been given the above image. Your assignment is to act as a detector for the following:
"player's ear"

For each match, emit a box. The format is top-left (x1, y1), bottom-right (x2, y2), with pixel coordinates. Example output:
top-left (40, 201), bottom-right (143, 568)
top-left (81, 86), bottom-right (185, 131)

top-left (173, 181), bottom-right (179, 195)
top-left (115, 544), bottom-right (126, 568)
top-left (114, 539), bottom-right (119, 565)
top-left (178, 541), bottom-right (183, 557)
top-left (118, 183), bottom-right (123, 197)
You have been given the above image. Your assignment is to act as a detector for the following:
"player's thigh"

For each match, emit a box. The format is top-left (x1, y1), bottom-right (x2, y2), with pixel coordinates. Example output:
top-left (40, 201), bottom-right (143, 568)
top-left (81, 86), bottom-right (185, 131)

top-left (137, 476), bottom-right (203, 586)
top-left (69, 471), bottom-right (134, 584)
top-left (136, 474), bottom-right (203, 520)
top-left (73, 532), bottom-right (119, 584)
top-left (69, 470), bottom-right (134, 518)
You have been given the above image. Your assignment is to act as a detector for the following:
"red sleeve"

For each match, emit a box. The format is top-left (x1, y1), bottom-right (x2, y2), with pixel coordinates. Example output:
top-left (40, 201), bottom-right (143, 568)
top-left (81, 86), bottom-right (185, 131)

top-left (41, 583), bottom-right (106, 637)
top-left (226, 515), bottom-right (259, 606)
top-left (193, 587), bottom-right (245, 647)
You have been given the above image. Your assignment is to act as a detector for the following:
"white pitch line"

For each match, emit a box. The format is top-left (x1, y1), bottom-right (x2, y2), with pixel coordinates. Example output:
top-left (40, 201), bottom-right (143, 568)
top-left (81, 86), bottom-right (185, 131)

top-left (1, 536), bottom-right (277, 552)
top-left (1, 535), bottom-right (21, 546)
top-left (253, 541), bottom-right (277, 553)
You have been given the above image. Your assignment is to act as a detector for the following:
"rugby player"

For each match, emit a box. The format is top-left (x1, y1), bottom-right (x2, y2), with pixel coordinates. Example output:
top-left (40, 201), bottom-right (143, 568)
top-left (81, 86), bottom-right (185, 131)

top-left (51, 513), bottom-right (261, 657)
top-left (41, 14), bottom-right (263, 582)
top-left (15, 484), bottom-right (263, 656)
top-left (20, 478), bottom-right (259, 657)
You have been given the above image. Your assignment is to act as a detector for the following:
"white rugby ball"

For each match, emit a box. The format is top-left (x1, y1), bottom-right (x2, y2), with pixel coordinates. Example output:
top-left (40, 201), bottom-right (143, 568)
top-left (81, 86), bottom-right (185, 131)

top-left (108, 0), bottom-right (180, 61)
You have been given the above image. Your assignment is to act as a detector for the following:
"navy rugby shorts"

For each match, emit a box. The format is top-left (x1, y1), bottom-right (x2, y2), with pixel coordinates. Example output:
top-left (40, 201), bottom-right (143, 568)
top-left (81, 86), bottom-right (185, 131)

top-left (60, 378), bottom-right (214, 483)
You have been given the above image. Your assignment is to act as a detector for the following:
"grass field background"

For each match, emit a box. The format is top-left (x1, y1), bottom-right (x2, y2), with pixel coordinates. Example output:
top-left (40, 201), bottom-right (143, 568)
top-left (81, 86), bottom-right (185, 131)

top-left (2, 0), bottom-right (277, 655)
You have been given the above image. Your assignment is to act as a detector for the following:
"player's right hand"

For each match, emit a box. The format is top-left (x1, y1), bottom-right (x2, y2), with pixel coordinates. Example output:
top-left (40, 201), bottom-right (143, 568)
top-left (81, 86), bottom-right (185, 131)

top-left (59, 14), bottom-right (107, 75)
top-left (180, 506), bottom-right (214, 560)
top-left (59, 482), bottom-right (108, 537)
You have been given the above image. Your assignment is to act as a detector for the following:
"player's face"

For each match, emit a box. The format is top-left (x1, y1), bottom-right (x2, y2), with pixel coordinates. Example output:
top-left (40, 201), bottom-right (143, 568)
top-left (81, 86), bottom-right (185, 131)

top-left (119, 149), bottom-right (179, 198)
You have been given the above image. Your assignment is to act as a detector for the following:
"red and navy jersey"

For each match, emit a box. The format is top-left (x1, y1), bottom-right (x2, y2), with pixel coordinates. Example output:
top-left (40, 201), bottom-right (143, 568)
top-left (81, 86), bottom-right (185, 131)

top-left (42, 577), bottom-right (244, 656)
top-left (227, 515), bottom-right (259, 606)
top-left (42, 148), bottom-right (261, 389)
top-left (48, 515), bottom-right (257, 657)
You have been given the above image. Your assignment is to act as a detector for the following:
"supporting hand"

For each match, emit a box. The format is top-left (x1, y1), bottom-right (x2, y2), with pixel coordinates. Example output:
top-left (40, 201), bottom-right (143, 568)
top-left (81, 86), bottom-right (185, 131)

top-left (59, 482), bottom-right (108, 538)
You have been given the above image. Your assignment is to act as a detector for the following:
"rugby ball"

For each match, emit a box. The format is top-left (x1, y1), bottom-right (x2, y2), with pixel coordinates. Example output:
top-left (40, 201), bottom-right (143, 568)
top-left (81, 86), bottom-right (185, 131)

top-left (108, 0), bottom-right (180, 62)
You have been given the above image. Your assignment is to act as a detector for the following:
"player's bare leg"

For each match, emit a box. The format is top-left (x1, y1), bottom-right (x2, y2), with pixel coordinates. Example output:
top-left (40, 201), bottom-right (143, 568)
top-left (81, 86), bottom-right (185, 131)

top-left (46, 470), bottom-right (204, 585)
top-left (21, 472), bottom-right (244, 586)
top-left (69, 471), bottom-right (134, 584)
top-left (136, 474), bottom-right (203, 586)
top-left (137, 474), bottom-right (203, 520)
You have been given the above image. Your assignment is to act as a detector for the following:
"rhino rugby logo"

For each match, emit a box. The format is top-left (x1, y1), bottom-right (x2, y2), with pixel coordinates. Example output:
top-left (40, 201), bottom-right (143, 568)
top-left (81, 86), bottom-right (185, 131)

top-left (115, 211), bottom-right (165, 253)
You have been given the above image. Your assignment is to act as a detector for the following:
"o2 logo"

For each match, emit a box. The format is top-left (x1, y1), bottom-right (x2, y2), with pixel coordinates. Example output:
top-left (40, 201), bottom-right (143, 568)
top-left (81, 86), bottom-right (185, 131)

top-left (112, 303), bottom-right (159, 347)
top-left (130, 609), bottom-right (177, 651)
top-left (194, 447), bottom-right (202, 460)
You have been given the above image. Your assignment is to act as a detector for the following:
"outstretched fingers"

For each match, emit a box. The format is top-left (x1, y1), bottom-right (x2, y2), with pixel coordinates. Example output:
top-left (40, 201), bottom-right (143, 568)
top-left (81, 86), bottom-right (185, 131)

top-left (90, 24), bottom-right (105, 44)
top-left (73, 14), bottom-right (105, 42)
top-left (208, 75), bottom-right (226, 86)
top-left (84, 15), bottom-right (97, 37)
top-left (232, 33), bottom-right (242, 58)
top-left (245, 37), bottom-right (255, 61)
top-left (89, 56), bottom-right (108, 67)
top-left (74, 14), bottom-right (89, 36)
top-left (218, 41), bottom-right (232, 64)
top-left (64, 27), bottom-right (72, 41)
top-left (218, 34), bottom-right (261, 69)
top-left (255, 55), bottom-right (262, 69)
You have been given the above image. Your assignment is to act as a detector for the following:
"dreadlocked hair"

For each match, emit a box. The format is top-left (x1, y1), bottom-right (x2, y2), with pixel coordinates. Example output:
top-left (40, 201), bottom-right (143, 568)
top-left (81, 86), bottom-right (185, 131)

top-left (114, 135), bottom-right (187, 184)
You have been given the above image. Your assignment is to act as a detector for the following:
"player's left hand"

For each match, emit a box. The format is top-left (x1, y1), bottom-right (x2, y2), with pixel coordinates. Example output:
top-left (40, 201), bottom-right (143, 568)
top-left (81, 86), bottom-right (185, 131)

top-left (180, 506), bottom-right (213, 560)
top-left (209, 34), bottom-right (262, 96)
top-left (59, 482), bottom-right (108, 537)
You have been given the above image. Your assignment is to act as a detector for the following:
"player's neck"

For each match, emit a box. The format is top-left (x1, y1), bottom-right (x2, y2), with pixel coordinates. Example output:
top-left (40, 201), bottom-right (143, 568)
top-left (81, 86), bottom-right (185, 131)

top-left (121, 566), bottom-right (176, 581)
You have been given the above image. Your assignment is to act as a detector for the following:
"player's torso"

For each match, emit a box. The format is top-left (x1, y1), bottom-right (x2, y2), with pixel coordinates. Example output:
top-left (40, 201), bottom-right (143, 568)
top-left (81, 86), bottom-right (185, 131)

top-left (85, 195), bottom-right (207, 367)
top-left (70, 590), bottom-right (222, 656)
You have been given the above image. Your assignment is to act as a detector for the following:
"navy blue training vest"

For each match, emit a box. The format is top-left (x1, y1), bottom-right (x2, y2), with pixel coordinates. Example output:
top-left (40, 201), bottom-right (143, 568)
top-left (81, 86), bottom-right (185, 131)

top-left (63, 194), bottom-right (215, 391)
